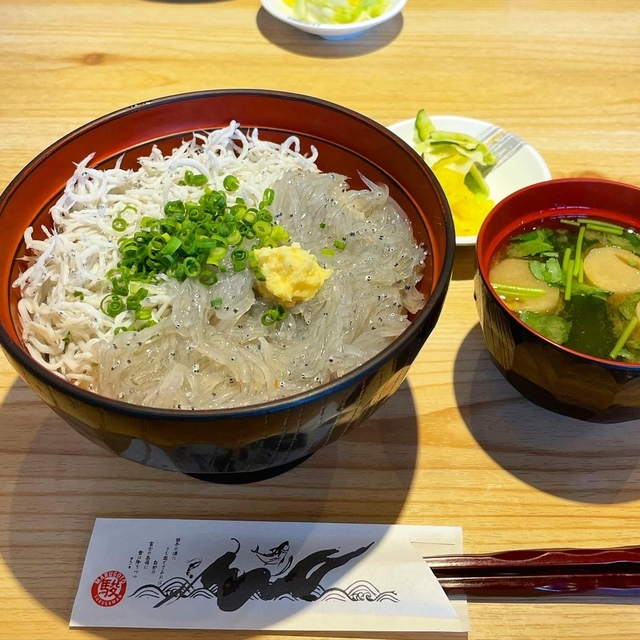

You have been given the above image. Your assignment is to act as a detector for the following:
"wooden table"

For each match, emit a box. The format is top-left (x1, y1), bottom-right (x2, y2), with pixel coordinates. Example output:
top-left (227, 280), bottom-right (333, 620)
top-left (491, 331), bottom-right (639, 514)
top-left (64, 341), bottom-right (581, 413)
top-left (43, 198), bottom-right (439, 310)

top-left (2, 1), bottom-right (640, 638)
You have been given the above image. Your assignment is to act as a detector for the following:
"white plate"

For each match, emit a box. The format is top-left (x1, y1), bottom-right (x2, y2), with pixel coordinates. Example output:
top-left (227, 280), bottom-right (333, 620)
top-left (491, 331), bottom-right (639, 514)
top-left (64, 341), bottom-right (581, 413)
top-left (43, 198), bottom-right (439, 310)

top-left (388, 116), bottom-right (552, 246)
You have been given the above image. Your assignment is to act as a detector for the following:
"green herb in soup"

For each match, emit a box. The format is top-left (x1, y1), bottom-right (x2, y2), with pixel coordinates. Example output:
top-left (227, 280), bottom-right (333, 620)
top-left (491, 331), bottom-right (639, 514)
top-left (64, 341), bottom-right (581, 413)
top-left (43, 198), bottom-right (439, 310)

top-left (490, 216), bottom-right (640, 362)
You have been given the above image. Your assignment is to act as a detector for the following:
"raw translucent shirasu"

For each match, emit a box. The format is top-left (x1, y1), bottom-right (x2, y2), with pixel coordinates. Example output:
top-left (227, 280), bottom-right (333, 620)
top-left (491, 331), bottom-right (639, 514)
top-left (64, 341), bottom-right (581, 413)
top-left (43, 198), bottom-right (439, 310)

top-left (13, 122), bottom-right (427, 409)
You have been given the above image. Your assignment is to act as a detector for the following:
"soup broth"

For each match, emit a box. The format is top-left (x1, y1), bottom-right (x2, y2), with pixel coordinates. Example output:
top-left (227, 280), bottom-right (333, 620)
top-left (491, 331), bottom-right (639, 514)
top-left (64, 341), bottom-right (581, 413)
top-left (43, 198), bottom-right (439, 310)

top-left (490, 215), bottom-right (640, 362)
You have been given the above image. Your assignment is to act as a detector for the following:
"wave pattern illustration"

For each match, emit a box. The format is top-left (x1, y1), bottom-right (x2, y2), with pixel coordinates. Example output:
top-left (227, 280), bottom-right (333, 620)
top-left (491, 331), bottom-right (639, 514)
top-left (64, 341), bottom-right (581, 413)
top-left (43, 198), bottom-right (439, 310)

top-left (127, 539), bottom-right (384, 612)
top-left (318, 580), bottom-right (399, 602)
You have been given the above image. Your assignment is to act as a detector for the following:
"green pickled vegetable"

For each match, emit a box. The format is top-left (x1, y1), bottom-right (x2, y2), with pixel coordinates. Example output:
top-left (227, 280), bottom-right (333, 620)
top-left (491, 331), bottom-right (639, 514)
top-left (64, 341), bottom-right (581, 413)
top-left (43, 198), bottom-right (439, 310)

top-left (412, 109), bottom-right (498, 206)
top-left (414, 109), bottom-right (435, 142)
top-left (465, 163), bottom-right (491, 198)
top-left (285, 0), bottom-right (390, 25)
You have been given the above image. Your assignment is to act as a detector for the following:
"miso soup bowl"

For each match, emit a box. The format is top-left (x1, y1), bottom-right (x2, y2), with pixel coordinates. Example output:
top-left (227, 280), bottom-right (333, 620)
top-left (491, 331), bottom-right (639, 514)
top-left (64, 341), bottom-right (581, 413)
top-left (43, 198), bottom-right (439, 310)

top-left (0, 89), bottom-right (455, 482)
top-left (475, 178), bottom-right (640, 423)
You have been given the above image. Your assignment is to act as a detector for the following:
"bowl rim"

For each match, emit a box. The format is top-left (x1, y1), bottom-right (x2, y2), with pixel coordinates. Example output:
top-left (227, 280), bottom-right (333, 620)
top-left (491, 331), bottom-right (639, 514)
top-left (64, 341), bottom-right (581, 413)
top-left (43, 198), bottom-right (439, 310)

top-left (476, 176), bottom-right (640, 370)
top-left (0, 88), bottom-right (455, 420)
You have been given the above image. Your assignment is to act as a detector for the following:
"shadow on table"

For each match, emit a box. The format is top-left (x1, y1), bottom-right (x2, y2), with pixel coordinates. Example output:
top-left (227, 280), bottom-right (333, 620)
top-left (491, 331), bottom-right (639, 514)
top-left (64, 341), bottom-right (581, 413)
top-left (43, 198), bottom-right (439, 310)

top-left (0, 376), bottom-right (419, 632)
top-left (256, 8), bottom-right (403, 58)
top-left (453, 324), bottom-right (640, 504)
top-left (452, 245), bottom-right (477, 282)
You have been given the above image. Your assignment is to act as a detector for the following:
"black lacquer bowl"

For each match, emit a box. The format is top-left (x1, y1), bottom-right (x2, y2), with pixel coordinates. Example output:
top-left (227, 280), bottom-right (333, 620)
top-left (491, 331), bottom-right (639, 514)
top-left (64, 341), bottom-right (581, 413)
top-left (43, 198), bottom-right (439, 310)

top-left (475, 178), bottom-right (640, 423)
top-left (0, 90), bottom-right (455, 481)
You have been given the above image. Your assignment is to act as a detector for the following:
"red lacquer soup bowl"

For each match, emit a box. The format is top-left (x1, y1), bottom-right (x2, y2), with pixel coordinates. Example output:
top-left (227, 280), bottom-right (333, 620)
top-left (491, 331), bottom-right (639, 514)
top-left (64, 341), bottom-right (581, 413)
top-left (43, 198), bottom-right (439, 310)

top-left (0, 89), bottom-right (455, 482)
top-left (475, 178), bottom-right (640, 423)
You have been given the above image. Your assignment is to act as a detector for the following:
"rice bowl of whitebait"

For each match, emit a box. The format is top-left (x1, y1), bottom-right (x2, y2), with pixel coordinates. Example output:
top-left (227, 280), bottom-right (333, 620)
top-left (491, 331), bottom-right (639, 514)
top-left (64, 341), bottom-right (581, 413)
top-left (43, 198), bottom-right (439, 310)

top-left (0, 90), bottom-right (454, 482)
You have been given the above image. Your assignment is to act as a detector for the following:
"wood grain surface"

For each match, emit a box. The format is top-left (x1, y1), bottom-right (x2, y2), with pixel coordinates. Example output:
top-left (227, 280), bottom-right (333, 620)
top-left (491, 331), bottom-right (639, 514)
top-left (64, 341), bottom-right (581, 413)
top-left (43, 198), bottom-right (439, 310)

top-left (1, 1), bottom-right (640, 638)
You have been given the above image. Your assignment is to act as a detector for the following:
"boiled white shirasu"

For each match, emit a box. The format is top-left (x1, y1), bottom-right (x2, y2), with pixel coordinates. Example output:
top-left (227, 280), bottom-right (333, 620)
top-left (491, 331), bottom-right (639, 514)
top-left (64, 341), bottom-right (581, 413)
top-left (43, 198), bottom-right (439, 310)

top-left (13, 122), bottom-right (426, 408)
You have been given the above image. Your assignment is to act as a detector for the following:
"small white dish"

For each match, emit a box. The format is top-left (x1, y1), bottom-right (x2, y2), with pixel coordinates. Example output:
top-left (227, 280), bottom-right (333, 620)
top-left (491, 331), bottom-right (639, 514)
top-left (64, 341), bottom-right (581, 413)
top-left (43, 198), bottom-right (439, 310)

top-left (260, 0), bottom-right (407, 40)
top-left (388, 116), bottom-right (552, 246)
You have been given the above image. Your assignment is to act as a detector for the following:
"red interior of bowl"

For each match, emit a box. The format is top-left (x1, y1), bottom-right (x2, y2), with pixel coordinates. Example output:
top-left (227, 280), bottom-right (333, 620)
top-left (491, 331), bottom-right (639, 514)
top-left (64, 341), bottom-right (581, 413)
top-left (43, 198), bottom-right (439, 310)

top-left (1, 90), bottom-right (453, 357)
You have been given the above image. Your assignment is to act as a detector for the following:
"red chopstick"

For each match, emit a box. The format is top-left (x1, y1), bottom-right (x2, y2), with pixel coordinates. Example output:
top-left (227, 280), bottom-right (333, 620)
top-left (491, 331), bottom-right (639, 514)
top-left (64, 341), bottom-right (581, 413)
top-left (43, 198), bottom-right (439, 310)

top-left (424, 545), bottom-right (640, 596)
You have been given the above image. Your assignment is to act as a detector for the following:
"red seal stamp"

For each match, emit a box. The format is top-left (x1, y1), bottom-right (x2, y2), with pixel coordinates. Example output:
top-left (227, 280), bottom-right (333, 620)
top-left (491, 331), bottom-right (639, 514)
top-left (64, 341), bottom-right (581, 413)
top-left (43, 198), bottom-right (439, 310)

top-left (91, 570), bottom-right (127, 607)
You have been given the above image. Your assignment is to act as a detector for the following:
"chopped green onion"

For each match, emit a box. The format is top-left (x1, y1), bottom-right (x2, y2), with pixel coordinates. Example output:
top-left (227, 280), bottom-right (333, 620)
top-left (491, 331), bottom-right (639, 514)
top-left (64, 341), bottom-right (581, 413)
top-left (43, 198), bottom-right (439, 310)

top-left (207, 246), bottom-right (227, 265)
top-left (226, 229), bottom-right (243, 246)
top-left (105, 179), bottom-right (291, 320)
top-left (160, 218), bottom-right (179, 234)
top-left (180, 170), bottom-right (208, 187)
top-left (183, 256), bottom-right (201, 278)
top-left (112, 217), bottom-right (128, 232)
top-left (231, 203), bottom-right (247, 220)
top-left (321, 248), bottom-right (335, 257)
top-left (261, 304), bottom-right (287, 326)
top-left (610, 316), bottom-right (639, 359)
top-left (248, 250), bottom-right (266, 281)
top-left (172, 264), bottom-right (186, 282)
top-left (120, 242), bottom-right (139, 259)
top-left (111, 276), bottom-right (129, 296)
top-left (253, 220), bottom-right (271, 238)
top-left (223, 175), bottom-right (240, 191)
top-left (260, 236), bottom-right (279, 249)
top-left (147, 236), bottom-right (167, 257)
top-left (262, 188), bottom-right (275, 206)
top-left (181, 236), bottom-right (198, 255)
top-left (160, 236), bottom-right (182, 256)
top-left (210, 297), bottom-right (223, 308)
top-left (231, 248), bottom-right (248, 262)
top-left (319, 222), bottom-right (326, 229)
top-left (159, 254), bottom-right (175, 268)
top-left (73, 291), bottom-right (85, 300)
top-left (261, 310), bottom-right (278, 326)
top-left (199, 270), bottom-right (218, 285)
top-left (135, 308), bottom-right (152, 321)
top-left (194, 237), bottom-right (215, 250)
top-left (270, 225), bottom-right (289, 243)
top-left (133, 231), bottom-right (148, 245)
top-left (126, 295), bottom-right (141, 311)
top-left (334, 240), bottom-right (346, 250)
top-left (164, 200), bottom-right (186, 220)
top-left (243, 210), bottom-right (258, 225)
top-left (101, 295), bottom-right (125, 318)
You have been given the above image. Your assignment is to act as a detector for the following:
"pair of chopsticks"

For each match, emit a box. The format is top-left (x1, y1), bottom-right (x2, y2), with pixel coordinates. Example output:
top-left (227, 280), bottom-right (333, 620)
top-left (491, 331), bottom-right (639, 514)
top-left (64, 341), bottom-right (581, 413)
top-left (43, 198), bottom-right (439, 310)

top-left (424, 545), bottom-right (640, 597)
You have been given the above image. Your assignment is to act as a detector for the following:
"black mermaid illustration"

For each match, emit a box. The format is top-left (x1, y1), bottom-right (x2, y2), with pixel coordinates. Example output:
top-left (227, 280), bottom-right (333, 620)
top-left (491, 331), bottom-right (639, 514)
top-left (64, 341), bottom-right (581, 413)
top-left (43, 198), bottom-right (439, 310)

top-left (130, 538), bottom-right (398, 611)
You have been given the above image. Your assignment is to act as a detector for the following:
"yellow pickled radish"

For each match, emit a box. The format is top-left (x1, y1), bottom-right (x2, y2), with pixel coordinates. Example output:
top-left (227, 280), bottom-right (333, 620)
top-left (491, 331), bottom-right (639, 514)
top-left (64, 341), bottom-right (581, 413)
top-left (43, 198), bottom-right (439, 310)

top-left (433, 166), bottom-right (494, 237)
